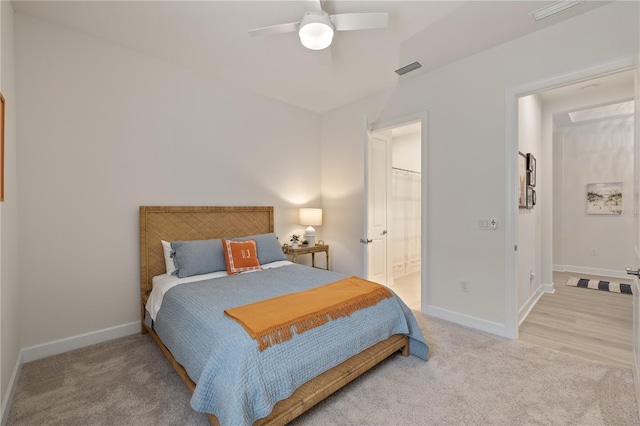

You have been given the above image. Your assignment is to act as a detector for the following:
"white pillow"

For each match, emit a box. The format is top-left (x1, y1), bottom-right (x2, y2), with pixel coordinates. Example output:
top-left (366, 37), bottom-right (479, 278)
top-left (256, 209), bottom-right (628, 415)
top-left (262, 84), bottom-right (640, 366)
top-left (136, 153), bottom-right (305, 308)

top-left (161, 240), bottom-right (177, 275)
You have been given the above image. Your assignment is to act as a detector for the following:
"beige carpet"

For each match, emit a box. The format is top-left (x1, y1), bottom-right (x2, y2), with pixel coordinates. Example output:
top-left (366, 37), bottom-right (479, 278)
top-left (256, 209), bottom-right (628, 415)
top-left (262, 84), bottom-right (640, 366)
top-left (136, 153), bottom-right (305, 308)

top-left (7, 312), bottom-right (639, 425)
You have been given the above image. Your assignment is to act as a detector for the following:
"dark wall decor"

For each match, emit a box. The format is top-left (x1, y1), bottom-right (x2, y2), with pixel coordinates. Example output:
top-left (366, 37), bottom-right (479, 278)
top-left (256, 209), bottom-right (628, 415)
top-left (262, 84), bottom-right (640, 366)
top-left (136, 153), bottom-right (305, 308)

top-left (519, 152), bottom-right (536, 209)
top-left (518, 152), bottom-right (527, 208)
top-left (527, 153), bottom-right (536, 187)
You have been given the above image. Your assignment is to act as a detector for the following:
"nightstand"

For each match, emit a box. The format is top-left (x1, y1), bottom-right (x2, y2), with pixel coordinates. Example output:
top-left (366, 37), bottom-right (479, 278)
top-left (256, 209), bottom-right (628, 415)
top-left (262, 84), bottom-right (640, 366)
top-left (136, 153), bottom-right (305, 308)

top-left (283, 244), bottom-right (330, 270)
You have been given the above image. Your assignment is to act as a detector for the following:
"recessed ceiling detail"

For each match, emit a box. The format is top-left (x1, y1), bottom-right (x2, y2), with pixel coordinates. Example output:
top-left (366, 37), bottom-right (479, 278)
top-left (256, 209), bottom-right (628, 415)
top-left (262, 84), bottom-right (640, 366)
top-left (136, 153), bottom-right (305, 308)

top-left (568, 100), bottom-right (634, 123)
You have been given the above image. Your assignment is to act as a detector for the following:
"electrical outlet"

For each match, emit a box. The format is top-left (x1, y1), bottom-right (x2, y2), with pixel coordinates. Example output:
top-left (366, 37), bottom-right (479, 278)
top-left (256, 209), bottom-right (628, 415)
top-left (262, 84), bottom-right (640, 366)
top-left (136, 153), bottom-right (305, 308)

top-left (460, 281), bottom-right (470, 292)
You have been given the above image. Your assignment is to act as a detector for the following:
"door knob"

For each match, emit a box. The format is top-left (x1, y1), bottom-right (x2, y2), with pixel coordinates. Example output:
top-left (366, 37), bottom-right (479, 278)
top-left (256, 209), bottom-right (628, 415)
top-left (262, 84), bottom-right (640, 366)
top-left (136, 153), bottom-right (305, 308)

top-left (360, 238), bottom-right (373, 245)
top-left (381, 230), bottom-right (387, 235)
top-left (625, 267), bottom-right (640, 277)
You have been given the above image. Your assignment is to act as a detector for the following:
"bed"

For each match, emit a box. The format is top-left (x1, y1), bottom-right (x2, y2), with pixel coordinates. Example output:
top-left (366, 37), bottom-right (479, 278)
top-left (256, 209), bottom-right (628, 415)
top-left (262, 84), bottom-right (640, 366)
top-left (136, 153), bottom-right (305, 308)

top-left (139, 206), bottom-right (428, 425)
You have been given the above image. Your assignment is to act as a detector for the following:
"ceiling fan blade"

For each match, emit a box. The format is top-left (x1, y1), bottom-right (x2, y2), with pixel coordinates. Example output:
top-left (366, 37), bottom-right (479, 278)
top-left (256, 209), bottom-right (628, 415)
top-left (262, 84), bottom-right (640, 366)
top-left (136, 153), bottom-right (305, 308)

top-left (248, 21), bottom-right (300, 37)
top-left (307, 0), bottom-right (323, 15)
top-left (330, 13), bottom-right (389, 31)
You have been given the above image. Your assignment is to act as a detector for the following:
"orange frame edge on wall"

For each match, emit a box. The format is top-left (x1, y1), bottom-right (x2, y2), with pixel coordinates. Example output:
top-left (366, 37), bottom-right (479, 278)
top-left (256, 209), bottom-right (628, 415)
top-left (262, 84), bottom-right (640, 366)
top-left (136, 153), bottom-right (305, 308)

top-left (1, 92), bottom-right (4, 202)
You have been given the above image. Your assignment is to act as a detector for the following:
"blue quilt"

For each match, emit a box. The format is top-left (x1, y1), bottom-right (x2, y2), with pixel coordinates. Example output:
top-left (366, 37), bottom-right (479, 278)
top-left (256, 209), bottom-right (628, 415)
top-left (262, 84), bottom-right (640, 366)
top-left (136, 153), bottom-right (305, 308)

top-left (154, 264), bottom-right (428, 425)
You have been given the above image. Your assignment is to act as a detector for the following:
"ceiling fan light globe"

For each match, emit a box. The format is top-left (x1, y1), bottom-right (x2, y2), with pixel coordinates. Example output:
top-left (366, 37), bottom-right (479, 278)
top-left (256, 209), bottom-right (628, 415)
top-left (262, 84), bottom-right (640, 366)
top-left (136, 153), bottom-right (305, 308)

top-left (298, 14), bottom-right (334, 50)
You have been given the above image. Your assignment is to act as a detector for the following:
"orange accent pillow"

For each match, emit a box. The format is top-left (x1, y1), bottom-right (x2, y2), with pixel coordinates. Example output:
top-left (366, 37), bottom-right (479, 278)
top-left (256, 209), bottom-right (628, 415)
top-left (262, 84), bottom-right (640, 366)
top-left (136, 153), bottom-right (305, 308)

top-left (221, 239), bottom-right (263, 275)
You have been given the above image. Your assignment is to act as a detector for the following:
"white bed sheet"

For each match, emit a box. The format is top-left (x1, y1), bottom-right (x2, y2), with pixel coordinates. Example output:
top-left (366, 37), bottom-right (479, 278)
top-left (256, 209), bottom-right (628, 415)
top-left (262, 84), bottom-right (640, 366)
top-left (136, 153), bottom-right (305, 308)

top-left (146, 260), bottom-right (293, 321)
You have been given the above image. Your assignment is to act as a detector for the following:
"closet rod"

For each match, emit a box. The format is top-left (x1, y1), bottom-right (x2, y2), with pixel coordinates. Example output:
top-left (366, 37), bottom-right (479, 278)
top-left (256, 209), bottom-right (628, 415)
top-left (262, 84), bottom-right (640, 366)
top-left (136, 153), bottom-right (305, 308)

top-left (392, 167), bottom-right (421, 174)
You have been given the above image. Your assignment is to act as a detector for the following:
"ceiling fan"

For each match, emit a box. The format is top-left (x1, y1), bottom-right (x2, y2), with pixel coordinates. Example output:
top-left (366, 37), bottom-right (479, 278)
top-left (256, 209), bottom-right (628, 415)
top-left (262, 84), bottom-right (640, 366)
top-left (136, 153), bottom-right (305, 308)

top-left (248, 0), bottom-right (389, 51)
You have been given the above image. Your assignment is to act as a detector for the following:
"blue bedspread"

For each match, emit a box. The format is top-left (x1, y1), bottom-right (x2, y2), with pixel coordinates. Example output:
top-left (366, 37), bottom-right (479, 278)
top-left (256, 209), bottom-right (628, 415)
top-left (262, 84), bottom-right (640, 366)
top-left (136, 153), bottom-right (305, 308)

top-left (153, 264), bottom-right (428, 425)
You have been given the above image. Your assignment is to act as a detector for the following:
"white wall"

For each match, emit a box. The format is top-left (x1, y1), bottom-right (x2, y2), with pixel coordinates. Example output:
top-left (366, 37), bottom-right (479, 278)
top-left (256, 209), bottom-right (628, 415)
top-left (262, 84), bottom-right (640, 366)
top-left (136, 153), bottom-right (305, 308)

top-left (545, 81), bottom-right (635, 278)
top-left (14, 13), bottom-right (322, 349)
top-left (517, 95), bottom-right (542, 317)
top-left (392, 132), bottom-right (421, 172)
top-left (555, 118), bottom-right (634, 277)
top-left (1, 0), bottom-right (20, 414)
top-left (321, 2), bottom-right (639, 335)
top-left (320, 91), bottom-right (392, 276)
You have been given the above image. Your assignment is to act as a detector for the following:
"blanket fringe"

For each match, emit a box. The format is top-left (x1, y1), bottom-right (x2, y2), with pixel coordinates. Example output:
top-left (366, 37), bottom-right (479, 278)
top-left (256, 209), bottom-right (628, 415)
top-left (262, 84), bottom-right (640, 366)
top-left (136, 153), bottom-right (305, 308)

top-left (255, 287), bottom-right (391, 351)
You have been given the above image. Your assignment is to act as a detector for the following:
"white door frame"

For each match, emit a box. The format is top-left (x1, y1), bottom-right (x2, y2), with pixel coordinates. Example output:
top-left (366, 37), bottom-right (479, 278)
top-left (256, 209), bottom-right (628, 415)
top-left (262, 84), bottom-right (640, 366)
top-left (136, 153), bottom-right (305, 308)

top-left (504, 55), bottom-right (636, 339)
top-left (369, 112), bottom-right (428, 308)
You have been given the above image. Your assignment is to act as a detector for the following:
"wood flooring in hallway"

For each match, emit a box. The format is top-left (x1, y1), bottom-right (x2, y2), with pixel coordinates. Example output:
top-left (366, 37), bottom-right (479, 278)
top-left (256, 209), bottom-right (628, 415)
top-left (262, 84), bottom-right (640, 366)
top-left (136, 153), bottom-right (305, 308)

top-left (519, 271), bottom-right (633, 369)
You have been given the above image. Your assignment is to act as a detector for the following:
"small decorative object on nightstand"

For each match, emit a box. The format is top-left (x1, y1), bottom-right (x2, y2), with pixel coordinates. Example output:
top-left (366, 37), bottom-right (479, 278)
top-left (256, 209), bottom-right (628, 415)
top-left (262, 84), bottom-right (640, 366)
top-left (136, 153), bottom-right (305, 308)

top-left (284, 243), bottom-right (329, 270)
top-left (290, 234), bottom-right (301, 249)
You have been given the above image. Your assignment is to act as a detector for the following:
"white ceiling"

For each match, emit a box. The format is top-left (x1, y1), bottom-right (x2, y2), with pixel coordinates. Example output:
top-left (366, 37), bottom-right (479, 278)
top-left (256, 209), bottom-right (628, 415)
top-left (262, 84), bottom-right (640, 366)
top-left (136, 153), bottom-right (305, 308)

top-left (11, 0), bottom-right (610, 113)
top-left (539, 69), bottom-right (635, 103)
top-left (543, 69), bottom-right (635, 127)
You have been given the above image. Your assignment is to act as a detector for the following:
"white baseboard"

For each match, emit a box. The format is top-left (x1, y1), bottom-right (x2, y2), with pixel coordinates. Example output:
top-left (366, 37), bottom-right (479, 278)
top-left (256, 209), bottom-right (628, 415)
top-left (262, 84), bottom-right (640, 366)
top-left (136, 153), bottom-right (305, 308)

top-left (424, 305), bottom-right (508, 337)
top-left (519, 290), bottom-right (543, 326)
top-left (22, 321), bottom-right (140, 363)
top-left (0, 352), bottom-right (23, 426)
top-left (518, 282), bottom-right (554, 326)
top-left (553, 264), bottom-right (630, 280)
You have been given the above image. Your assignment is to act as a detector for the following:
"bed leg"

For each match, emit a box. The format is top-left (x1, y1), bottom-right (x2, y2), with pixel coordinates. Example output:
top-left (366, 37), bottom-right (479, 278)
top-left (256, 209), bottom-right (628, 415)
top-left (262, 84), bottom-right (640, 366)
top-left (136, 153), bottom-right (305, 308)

top-left (207, 413), bottom-right (220, 426)
top-left (401, 340), bottom-right (409, 357)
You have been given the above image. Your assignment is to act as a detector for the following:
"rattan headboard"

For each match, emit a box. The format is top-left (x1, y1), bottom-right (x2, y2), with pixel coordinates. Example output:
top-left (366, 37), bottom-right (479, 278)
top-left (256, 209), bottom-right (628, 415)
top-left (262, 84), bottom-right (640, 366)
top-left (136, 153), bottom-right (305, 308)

top-left (139, 206), bottom-right (275, 298)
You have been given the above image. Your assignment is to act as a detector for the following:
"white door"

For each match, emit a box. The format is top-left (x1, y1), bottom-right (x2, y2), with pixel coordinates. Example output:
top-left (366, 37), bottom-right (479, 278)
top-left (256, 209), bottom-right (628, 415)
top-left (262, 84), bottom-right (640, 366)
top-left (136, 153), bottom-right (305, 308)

top-left (365, 132), bottom-right (391, 285)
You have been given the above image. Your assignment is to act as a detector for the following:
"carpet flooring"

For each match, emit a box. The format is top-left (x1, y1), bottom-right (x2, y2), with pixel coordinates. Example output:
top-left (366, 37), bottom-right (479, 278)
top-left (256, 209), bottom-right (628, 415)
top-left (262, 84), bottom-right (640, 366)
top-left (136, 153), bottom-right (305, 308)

top-left (7, 312), bottom-right (639, 425)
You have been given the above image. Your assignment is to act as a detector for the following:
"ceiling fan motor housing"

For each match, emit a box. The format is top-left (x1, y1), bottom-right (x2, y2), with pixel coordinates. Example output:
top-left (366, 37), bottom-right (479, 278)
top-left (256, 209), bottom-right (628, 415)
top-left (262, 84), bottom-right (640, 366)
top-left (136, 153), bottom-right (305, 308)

top-left (299, 11), bottom-right (334, 50)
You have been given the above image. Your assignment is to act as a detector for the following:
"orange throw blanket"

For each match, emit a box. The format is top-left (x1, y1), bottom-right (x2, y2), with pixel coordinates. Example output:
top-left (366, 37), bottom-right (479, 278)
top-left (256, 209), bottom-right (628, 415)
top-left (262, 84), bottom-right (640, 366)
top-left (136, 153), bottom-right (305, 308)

top-left (224, 276), bottom-right (393, 351)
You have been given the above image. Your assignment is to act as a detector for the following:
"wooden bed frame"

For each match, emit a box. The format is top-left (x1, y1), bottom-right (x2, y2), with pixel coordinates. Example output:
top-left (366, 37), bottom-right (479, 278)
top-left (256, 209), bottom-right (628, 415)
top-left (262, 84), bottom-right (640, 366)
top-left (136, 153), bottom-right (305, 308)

top-left (139, 206), bottom-right (409, 425)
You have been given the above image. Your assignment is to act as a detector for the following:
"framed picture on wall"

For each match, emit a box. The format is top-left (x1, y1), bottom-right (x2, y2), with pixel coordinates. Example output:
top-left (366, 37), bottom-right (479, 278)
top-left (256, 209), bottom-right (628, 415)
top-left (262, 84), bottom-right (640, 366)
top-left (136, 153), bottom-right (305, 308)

top-left (532, 189), bottom-right (536, 206)
top-left (527, 153), bottom-right (536, 187)
top-left (518, 152), bottom-right (527, 208)
top-left (587, 182), bottom-right (622, 215)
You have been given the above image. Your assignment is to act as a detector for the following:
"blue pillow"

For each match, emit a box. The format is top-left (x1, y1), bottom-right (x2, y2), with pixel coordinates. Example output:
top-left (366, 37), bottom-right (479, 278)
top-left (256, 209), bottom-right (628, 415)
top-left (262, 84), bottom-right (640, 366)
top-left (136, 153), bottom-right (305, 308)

top-left (171, 239), bottom-right (227, 278)
top-left (233, 233), bottom-right (286, 264)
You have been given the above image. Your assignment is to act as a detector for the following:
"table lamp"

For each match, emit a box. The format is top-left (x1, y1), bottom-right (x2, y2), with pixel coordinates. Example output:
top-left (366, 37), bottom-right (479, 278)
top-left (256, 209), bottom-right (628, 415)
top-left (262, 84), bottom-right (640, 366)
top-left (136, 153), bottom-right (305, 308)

top-left (299, 208), bottom-right (322, 246)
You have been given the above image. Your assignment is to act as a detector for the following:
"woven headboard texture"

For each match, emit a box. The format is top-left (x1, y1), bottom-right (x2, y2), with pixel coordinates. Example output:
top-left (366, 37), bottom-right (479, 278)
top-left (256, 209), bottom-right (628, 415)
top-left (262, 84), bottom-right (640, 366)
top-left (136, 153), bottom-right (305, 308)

top-left (139, 206), bottom-right (274, 294)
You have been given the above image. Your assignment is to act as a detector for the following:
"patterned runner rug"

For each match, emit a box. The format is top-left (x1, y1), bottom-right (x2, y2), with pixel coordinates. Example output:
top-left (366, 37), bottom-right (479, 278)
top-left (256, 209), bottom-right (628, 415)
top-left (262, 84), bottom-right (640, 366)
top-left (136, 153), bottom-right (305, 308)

top-left (566, 276), bottom-right (633, 294)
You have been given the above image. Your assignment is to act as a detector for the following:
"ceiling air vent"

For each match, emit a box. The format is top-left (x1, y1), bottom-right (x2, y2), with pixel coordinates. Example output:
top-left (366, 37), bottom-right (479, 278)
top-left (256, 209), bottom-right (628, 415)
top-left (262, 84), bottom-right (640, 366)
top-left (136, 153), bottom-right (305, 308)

top-left (531, 0), bottom-right (583, 22)
top-left (395, 61), bottom-right (422, 76)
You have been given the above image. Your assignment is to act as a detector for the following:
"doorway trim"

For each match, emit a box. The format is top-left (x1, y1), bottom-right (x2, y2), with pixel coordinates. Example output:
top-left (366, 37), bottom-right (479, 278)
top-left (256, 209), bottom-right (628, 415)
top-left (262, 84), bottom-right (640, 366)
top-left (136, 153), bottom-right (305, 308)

top-left (504, 55), bottom-right (636, 339)
top-left (370, 111), bottom-right (428, 310)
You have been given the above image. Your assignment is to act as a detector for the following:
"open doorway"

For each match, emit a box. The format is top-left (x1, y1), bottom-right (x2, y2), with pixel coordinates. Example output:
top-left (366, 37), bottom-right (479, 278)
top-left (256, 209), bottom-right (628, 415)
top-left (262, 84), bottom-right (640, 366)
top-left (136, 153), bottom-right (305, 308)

top-left (516, 69), bottom-right (635, 368)
top-left (367, 121), bottom-right (422, 310)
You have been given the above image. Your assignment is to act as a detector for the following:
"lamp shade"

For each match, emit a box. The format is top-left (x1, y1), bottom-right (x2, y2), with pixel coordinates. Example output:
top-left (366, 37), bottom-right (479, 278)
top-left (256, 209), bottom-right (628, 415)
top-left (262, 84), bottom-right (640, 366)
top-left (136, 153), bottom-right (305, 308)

top-left (299, 208), bottom-right (322, 226)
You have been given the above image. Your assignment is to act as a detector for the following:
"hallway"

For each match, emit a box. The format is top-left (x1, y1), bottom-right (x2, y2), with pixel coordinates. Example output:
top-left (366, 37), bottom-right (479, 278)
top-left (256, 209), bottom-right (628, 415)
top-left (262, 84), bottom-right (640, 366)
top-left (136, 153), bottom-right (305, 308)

top-left (519, 271), bottom-right (633, 369)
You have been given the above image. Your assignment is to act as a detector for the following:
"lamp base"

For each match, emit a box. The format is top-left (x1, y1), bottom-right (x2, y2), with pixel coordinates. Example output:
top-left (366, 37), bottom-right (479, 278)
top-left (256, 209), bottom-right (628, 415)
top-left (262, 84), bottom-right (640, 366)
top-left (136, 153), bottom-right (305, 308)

top-left (305, 226), bottom-right (316, 246)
